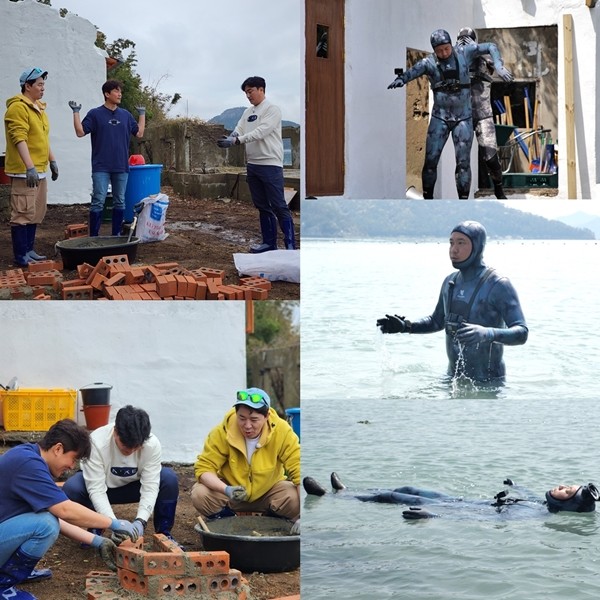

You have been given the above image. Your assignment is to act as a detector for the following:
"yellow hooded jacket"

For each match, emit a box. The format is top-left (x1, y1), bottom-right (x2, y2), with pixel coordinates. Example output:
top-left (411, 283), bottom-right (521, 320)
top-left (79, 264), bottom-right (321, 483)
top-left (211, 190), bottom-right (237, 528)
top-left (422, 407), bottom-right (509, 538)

top-left (4, 94), bottom-right (50, 174)
top-left (194, 407), bottom-right (300, 502)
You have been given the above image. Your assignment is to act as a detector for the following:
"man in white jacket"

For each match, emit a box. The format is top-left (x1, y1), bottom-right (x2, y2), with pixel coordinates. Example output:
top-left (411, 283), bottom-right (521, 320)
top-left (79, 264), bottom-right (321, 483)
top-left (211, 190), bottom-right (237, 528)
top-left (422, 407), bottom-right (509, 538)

top-left (217, 76), bottom-right (296, 253)
top-left (63, 405), bottom-right (179, 543)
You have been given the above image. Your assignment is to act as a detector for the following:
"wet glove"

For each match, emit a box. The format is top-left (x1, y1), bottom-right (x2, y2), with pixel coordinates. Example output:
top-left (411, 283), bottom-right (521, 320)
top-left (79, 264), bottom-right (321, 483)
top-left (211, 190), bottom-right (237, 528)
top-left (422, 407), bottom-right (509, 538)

top-left (224, 485), bottom-right (248, 501)
top-left (90, 536), bottom-right (118, 572)
top-left (135, 106), bottom-right (146, 116)
top-left (110, 518), bottom-right (140, 542)
top-left (290, 519), bottom-right (301, 535)
top-left (25, 166), bottom-right (39, 188)
top-left (217, 135), bottom-right (239, 148)
top-left (496, 66), bottom-right (514, 83)
top-left (376, 314), bottom-right (408, 334)
top-left (50, 161), bottom-right (59, 181)
top-left (387, 75), bottom-right (406, 89)
top-left (68, 100), bottom-right (81, 113)
top-left (455, 323), bottom-right (494, 345)
top-left (402, 507), bottom-right (440, 519)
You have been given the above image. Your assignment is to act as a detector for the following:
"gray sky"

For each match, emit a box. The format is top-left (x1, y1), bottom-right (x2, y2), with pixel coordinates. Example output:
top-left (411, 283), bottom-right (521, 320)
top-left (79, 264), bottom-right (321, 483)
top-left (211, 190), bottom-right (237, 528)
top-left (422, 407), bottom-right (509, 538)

top-left (53, 0), bottom-right (302, 123)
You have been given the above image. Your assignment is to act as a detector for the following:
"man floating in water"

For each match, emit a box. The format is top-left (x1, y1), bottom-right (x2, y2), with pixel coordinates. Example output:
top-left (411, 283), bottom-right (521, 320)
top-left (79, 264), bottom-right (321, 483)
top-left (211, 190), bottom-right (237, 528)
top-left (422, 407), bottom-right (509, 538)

top-left (376, 220), bottom-right (528, 384)
top-left (304, 474), bottom-right (600, 520)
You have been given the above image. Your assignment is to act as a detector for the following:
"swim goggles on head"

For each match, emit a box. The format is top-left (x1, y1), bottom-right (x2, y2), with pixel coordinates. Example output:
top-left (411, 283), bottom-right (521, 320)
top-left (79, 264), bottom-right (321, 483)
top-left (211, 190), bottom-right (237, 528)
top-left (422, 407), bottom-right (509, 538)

top-left (236, 390), bottom-right (267, 407)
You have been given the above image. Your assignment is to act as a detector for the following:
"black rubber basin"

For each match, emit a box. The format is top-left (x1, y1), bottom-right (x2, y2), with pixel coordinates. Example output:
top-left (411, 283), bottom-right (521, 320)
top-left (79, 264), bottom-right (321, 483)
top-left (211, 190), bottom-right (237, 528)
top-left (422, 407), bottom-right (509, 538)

top-left (55, 236), bottom-right (139, 270)
top-left (79, 383), bottom-right (112, 406)
top-left (198, 515), bottom-right (299, 573)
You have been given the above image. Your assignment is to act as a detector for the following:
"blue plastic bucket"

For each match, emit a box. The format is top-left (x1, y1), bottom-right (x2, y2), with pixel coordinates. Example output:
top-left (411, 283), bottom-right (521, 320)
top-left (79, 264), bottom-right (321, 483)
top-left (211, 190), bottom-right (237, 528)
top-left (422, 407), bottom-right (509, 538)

top-left (285, 407), bottom-right (300, 441)
top-left (124, 164), bottom-right (162, 221)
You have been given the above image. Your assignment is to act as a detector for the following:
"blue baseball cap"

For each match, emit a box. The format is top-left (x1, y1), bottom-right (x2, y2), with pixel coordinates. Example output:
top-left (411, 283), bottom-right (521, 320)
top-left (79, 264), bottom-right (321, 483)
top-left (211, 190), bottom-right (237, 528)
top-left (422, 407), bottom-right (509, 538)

top-left (20, 67), bottom-right (48, 86)
top-left (234, 387), bottom-right (271, 410)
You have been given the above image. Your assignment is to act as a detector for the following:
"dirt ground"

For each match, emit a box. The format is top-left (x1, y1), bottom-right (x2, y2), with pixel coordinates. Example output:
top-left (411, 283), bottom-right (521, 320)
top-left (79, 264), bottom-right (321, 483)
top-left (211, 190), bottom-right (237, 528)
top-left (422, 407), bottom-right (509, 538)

top-left (0, 186), bottom-right (299, 301)
top-left (1, 456), bottom-right (300, 600)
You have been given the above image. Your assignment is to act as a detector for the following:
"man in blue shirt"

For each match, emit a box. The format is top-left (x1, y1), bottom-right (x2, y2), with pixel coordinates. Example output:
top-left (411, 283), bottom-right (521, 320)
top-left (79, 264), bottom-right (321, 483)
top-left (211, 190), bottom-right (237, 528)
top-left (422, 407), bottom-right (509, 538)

top-left (68, 80), bottom-right (145, 237)
top-left (0, 419), bottom-right (139, 600)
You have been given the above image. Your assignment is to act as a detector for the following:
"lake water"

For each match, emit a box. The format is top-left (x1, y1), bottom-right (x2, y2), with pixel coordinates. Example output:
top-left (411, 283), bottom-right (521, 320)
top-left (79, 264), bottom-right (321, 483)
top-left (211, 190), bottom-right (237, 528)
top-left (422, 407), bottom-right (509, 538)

top-left (301, 238), bottom-right (600, 599)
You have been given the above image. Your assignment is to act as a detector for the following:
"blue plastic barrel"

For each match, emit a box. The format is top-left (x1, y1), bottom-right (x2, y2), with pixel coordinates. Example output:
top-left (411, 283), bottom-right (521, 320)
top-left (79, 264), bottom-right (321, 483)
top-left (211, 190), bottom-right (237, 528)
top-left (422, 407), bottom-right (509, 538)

top-left (124, 164), bottom-right (163, 221)
top-left (285, 407), bottom-right (300, 441)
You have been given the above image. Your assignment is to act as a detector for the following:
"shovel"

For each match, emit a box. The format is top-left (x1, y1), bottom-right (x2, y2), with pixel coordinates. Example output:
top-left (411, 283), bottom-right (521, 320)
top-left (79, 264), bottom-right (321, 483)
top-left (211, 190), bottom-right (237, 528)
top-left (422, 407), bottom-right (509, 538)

top-left (196, 515), bottom-right (211, 533)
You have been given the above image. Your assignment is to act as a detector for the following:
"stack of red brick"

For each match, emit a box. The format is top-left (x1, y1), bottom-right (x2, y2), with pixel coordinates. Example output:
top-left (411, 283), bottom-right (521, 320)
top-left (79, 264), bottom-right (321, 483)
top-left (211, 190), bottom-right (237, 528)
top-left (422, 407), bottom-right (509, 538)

top-left (0, 260), bottom-right (64, 300)
top-left (85, 533), bottom-right (251, 599)
top-left (60, 256), bottom-right (272, 301)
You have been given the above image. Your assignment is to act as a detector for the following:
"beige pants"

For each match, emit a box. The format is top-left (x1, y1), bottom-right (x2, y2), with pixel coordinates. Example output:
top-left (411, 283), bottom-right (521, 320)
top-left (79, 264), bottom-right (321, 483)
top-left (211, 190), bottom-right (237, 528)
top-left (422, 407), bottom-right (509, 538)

top-left (191, 480), bottom-right (299, 520)
top-left (10, 177), bottom-right (47, 225)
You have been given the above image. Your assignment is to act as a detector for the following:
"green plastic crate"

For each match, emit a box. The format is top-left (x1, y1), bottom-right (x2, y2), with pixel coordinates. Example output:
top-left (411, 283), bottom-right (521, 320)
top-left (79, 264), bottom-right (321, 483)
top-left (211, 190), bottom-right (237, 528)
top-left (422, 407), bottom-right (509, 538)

top-left (502, 172), bottom-right (558, 188)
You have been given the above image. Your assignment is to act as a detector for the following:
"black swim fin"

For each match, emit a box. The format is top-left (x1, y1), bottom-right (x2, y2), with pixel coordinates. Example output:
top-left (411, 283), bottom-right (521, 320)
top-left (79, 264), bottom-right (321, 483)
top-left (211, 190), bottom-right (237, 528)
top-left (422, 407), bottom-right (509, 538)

top-left (402, 506), bottom-right (440, 519)
top-left (330, 472), bottom-right (346, 491)
top-left (303, 476), bottom-right (327, 496)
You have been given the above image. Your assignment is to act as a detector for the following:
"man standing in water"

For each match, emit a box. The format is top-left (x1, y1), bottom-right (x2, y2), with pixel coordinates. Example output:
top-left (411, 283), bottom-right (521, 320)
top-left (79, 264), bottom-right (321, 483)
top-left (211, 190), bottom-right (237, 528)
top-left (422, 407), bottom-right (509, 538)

top-left (376, 221), bottom-right (528, 383)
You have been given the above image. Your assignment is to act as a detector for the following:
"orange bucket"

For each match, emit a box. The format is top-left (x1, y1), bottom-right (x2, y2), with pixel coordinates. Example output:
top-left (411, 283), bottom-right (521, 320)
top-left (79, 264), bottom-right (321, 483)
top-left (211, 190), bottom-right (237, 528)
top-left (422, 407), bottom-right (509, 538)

top-left (82, 405), bottom-right (111, 430)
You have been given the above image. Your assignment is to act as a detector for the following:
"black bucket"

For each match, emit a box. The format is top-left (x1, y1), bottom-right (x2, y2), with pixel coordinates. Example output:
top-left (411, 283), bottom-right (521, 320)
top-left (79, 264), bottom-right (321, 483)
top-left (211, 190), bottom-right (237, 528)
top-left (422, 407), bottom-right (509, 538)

top-left (55, 236), bottom-right (139, 270)
top-left (79, 383), bottom-right (112, 406)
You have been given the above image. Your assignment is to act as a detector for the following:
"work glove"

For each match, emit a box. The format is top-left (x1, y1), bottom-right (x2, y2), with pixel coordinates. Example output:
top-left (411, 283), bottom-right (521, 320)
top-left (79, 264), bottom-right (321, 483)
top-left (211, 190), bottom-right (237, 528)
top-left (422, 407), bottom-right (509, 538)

top-left (49, 161), bottom-right (59, 181)
top-left (455, 323), bottom-right (494, 345)
top-left (111, 518), bottom-right (145, 545)
top-left (68, 100), bottom-right (81, 113)
top-left (25, 167), bottom-right (39, 188)
top-left (387, 75), bottom-right (406, 89)
top-left (135, 106), bottom-right (146, 116)
top-left (497, 66), bottom-right (514, 83)
top-left (91, 537), bottom-right (118, 572)
top-left (109, 518), bottom-right (140, 542)
top-left (217, 135), bottom-right (239, 148)
top-left (224, 485), bottom-right (248, 502)
top-left (376, 314), bottom-right (408, 334)
top-left (290, 519), bottom-right (300, 535)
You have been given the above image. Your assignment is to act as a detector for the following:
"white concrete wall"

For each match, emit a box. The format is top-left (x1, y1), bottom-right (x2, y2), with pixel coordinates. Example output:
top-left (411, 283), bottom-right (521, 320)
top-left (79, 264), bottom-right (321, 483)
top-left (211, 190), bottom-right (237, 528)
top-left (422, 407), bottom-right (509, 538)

top-left (0, 302), bottom-right (247, 463)
top-left (340, 0), bottom-right (599, 199)
top-left (0, 0), bottom-right (105, 204)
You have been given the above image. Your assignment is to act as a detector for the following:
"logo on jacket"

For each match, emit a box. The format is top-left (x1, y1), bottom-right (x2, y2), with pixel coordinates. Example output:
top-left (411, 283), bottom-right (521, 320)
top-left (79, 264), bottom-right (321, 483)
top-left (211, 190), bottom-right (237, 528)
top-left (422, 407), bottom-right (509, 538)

top-left (457, 289), bottom-right (466, 300)
top-left (111, 467), bottom-right (138, 477)
top-left (247, 115), bottom-right (258, 122)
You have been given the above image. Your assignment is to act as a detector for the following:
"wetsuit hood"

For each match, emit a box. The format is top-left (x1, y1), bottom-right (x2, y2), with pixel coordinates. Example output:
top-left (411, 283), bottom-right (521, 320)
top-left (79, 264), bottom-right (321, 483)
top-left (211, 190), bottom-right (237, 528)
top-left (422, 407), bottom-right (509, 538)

top-left (451, 220), bottom-right (486, 270)
top-left (544, 484), bottom-right (599, 513)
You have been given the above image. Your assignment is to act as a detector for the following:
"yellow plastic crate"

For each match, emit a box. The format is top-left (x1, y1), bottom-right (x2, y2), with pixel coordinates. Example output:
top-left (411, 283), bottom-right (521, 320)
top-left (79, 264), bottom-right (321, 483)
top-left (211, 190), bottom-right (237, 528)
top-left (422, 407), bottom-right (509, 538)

top-left (1, 389), bottom-right (76, 431)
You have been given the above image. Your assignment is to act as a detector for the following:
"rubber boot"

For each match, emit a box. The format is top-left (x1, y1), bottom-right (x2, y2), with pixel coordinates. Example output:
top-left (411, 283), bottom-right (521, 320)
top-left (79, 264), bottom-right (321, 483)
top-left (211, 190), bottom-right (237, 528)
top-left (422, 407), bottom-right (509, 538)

top-left (89, 210), bottom-right (103, 237)
top-left (422, 186), bottom-right (434, 199)
top-left (486, 154), bottom-right (507, 199)
top-left (10, 226), bottom-right (31, 267)
top-left (111, 208), bottom-right (125, 236)
top-left (25, 224), bottom-right (46, 261)
top-left (278, 217), bottom-right (296, 250)
top-left (153, 500), bottom-right (177, 536)
top-left (250, 213), bottom-right (277, 253)
top-left (0, 548), bottom-right (43, 599)
top-left (205, 506), bottom-right (237, 521)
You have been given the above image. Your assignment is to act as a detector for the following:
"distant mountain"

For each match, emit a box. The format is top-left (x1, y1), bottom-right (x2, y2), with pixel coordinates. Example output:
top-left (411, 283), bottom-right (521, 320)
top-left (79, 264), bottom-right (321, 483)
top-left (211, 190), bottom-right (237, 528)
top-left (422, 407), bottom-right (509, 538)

top-left (556, 211), bottom-right (600, 239)
top-left (301, 199), bottom-right (596, 240)
top-left (209, 107), bottom-right (299, 130)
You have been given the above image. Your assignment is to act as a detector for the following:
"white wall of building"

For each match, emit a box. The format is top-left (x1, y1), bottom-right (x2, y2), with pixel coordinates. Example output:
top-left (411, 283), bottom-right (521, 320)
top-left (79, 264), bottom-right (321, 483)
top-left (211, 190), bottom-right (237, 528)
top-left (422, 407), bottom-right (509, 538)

top-left (0, 0), bottom-right (105, 204)
top-left (0, 302), bottom-right (247, 463)
top-left (340, 0), bottom-right (599, 199)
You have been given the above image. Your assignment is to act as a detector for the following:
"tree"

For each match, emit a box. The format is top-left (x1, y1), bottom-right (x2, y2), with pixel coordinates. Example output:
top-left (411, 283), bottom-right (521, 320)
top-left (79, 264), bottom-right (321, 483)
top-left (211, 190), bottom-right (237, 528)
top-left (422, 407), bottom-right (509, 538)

top-left (247, 302), bottom-right (299, 350)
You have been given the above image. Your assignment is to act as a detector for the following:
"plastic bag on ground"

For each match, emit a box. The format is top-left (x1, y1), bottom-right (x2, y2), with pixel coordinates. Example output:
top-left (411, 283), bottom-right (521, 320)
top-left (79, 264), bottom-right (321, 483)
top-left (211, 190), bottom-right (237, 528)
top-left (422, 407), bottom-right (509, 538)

top-left (233, 250), bottom-right (300, 283)
top-left (135, 193), bottom-right (169, 243)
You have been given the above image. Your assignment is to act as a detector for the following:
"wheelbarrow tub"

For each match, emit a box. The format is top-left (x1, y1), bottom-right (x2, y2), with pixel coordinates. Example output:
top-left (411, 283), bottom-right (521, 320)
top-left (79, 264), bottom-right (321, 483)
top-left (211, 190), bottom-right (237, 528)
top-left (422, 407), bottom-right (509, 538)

top-left (55, 236), bottom-right (139, 270)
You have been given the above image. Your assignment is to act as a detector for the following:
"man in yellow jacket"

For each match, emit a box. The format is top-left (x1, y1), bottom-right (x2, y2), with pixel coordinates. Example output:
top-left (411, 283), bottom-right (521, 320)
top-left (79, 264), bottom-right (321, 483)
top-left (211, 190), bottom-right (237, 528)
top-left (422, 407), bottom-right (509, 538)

top-left (192, 388), bottom-right (300, 529)
top-left (4, 67), bottom-right (58, 266)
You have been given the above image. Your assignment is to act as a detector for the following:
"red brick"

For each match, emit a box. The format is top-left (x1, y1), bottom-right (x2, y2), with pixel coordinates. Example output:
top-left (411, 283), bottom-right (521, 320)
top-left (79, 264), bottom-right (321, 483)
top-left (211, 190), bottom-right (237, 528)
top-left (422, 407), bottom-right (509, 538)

top-left (145, 266), bottom-right (162, 282)
top-left (85, 260), bottom-right (111, 285)
top-left (216, 285), bottom-right (239, 300)
top-left (240, 276), bottom-right (272, 291)
top-left (184, 275), bottom-right (197, 298)
top-left (90, 273), bottom-right (108, 291)
top-left (28, 260), bottom-right (56, 273)
top-left (195, 282), bottom-right (207, 300)
top-left (206, 280), bottom-right (220, 300)
top-left (148, 291), bottom-right (162, 300)
top-left (245, 286), bottom-right (268, 300)
top-left (64, 223), bottom-right (88, 239)
top-left (174, 275), bottom-right (188, 297)
top-left (125, 267), bottom-right (146, 285)
top-left (152, 262), bottom-right (180, 271)
top-left (102, 254), bottom-right (130, 269)
top-left (189, 269), bottom-right (208, 283)
top-left (26, 270), bottom-right (62, 286)
top-left (199, 267), bottom-right (225, 281)
top-left (62, 285), bottom-right (94, 300)
top-left (77, 263), bottom-right (94, 278)
top-left (61, 278), bottom-right (88, 289)
top-left (103, 273), bottom-right (127, 288)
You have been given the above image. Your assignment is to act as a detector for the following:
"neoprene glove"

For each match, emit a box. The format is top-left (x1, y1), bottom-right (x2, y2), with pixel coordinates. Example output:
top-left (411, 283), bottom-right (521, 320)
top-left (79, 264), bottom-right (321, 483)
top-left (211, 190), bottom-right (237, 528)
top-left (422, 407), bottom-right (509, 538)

top-left (217, 135), bottom-right (239, 148)
top-left (68, 100), bottom-right (81, 113)
top-left (91, 536), bottom-right (118, 572)
top-left (290, 519), bottom-right (300, 535)
top-left (388, 76), bottom-right (406, 89)
top-left (49, 161), bottom-right (59, 181)
top-left (224, 485), bottom-right (248, 501)
top-left (376, 314), bottom-right (408, 334)
top-left (497, 66), bottom-right (514, 83)
top-left (455, 323), bottom-right (494, 345)
top-left (25, 167), bottom-right (39, 188)
top-left (135, 106), bottom-right (146, 116)
top-left (110, 518), bottom-right (140, 542)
